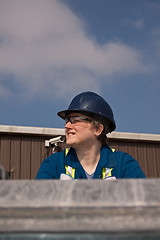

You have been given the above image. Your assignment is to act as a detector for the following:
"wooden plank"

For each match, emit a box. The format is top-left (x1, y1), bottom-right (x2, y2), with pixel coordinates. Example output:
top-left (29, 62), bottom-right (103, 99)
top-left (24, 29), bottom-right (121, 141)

top-left (146, 143), bottom-right (158, 178)
top-left (20, 137), bottom-right (31, 179)
top-left (31, 138), bottom-right (42, 179)
top-left (10, 136), bottom-right (21, 179)
top-left (155, 144), bottom-right (160, 177)
top-left (0, 135), bottom-right (10, 172)
top-left (137, 143), bottom-right (149, 177)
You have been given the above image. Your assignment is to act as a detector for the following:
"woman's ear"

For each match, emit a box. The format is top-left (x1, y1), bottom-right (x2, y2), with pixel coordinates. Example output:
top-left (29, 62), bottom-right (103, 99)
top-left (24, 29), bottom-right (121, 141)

top-left (95, 124), bottom-right (104, 136)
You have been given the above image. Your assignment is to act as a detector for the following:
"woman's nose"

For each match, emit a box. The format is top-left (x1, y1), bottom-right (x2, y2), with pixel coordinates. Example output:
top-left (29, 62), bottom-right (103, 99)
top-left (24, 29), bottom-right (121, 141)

top-left (65, 121), bottom-right (72, 128)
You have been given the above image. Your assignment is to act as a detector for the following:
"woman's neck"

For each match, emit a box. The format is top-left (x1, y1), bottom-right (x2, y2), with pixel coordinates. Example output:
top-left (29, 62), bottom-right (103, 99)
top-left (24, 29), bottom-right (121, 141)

top-left (75, 142), bottom-right (102, 175)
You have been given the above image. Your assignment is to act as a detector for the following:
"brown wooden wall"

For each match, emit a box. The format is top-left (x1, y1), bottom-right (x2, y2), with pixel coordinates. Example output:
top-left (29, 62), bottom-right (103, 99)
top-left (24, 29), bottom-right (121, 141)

top-left (0, 133), bottom-right (47, 179)
top-left (0, 130), bottom-right (160, 179)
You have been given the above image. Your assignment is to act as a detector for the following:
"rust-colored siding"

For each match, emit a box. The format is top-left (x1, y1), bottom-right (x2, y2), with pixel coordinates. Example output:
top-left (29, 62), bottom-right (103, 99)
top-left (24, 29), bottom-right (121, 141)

top-left (0, 126), bottom-right (160, 179)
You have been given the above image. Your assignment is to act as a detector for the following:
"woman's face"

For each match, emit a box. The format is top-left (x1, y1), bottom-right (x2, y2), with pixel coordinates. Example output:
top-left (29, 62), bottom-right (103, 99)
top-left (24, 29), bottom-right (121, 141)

top-left (65, 113), bottom-right (103, 149)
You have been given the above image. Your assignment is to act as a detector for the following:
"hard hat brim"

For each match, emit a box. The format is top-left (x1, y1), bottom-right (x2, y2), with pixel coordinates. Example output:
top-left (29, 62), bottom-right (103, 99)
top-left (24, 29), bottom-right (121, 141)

top-left (57, 109), bottom-right (92, 120)
top-left (57, 109), bottom-right (116, 133)
top-left (57, 110), bottom-right (71, 119)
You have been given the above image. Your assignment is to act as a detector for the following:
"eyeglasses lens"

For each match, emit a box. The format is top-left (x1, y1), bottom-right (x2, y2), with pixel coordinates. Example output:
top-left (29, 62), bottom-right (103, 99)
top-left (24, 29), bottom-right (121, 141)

top-left (65, 116), bottom-right (92, 125)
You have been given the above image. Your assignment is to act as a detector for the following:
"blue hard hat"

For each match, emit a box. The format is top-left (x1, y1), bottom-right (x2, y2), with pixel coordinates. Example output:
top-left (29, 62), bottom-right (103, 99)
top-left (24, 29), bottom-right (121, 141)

top-left (57, 91), bottom-right (116, 132)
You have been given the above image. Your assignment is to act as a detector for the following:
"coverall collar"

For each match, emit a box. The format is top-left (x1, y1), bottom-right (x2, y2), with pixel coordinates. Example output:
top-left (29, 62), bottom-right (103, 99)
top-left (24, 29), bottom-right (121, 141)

top-left (64, 147), bottom-right (80, 169)
top-left (98, 144), bottom-right (117, 168)
top-left (64, 144), bottom-right (116, 170)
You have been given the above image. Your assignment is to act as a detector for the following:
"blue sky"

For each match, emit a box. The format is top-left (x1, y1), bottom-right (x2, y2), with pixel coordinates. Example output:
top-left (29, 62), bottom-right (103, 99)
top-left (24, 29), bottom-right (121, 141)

top-left (0, 0), bottom-right (160, 134)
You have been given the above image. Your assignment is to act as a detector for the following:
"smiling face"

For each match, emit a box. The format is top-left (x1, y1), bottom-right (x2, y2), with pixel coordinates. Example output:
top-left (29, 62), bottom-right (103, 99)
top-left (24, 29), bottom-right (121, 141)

top-left (65, 113), bottom-right (104, 150)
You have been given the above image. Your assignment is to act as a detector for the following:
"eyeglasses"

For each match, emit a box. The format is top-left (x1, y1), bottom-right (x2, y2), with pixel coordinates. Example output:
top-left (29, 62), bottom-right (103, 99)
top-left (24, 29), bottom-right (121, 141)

top-left (65, 116), bottom-right (93, 125)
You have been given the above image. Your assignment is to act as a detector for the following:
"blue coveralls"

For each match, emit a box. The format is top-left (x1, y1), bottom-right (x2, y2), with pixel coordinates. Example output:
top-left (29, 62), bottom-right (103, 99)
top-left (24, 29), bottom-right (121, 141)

top-left (36, 144), bottom-right (146, 179)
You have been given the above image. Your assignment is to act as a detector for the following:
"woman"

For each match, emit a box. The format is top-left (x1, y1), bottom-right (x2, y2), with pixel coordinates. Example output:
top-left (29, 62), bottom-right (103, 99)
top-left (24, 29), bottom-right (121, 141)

top-left (36, 92), bottom-right (146, 179)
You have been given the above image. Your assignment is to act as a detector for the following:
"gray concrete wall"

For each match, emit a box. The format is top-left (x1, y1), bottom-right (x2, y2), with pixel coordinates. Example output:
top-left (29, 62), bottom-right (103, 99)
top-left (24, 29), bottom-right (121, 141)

top-left (0, 179), bottom-right (160, 234)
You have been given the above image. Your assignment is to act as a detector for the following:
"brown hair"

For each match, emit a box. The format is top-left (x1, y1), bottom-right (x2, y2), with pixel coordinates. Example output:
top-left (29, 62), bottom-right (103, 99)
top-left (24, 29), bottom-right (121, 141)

top-left (92, 120), bottom-right (108, 145)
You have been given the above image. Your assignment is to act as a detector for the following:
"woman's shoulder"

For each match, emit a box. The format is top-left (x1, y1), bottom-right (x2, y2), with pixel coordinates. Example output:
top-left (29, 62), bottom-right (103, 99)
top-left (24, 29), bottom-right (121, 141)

top-left (46, 149), bottom-right (66, 162)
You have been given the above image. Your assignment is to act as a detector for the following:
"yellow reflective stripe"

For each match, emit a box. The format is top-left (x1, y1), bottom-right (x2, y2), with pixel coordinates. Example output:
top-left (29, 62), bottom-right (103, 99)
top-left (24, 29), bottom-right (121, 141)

top-left (65, 164), bottom-right (69, 175)
top-left (102, 148), bottom-right (115, 179)
top-left (65, 165), bottom-right (76, 178)
top-left (65, 148), bottom-right (70, 156)
top-left (107, 168), bottom-right (113, 177)
top-left (102, 168), bottom-right (106, 179)
top-left (65, 149), bottom-right (69, 174)
top-left (72, 168), bottom-right (75, 178)
top-left (65, 148), bottom-right (76, 178)
top-left (102, 167), bottom-right (113, 179)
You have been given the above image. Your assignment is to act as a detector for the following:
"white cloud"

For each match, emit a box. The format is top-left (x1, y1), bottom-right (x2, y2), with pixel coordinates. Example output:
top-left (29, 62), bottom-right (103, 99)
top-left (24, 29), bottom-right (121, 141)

top-left (148, 2), bottom-right (160, 15)
top-left (123, 17), bottom-right (144, 30)
top-left (132, 18), bottom-right (144, 30)
top-left (151, 27), bottom-right (160, 58)
top-left (0, 82), bottom-right (11, 99)
top-left (0, 0), bottom-right (153, 99)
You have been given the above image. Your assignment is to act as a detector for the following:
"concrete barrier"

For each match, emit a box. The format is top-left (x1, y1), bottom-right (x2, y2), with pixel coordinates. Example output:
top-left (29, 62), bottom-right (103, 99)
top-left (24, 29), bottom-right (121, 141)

top-left (0, 179), bottom-right (160, 236)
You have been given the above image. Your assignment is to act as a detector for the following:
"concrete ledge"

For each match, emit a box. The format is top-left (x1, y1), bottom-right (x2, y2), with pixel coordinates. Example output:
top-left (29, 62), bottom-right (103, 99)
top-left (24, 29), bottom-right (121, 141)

top-left (0, 125), bottom-right (65, 136)
top-left (107, 131), bottom-right (160, 142)
top-left (0, 179), bottom-right (160, 233)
